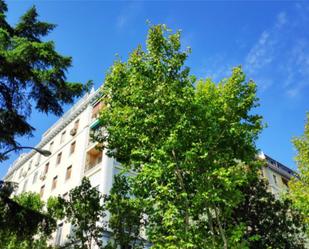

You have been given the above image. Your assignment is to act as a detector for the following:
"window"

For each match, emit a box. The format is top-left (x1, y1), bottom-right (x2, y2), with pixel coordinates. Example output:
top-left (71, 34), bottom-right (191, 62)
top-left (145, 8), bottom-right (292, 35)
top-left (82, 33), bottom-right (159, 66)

top-left (33, 171), bottom-right (38, 184)
top-left (70, 141), bottom-right (76, 154)
top-left (19, 168), bottom-right (23, 178)
top-left (273, 174), bottom-right (278, 185)
top-left (49, 141), bottom-right (54, 153)
top-left (282, 177), bottom-right (289, 187)
top-left (52, 176), bottom-right (58, 190)
top-left (56, 152), bottom-right (62, 165)
top-left (60, 131), bottom-right (66, 144)
top-left (28, 160), bottom-right (33, 171)
top-left (55, 223), bottom-right (63, 246)
top-left (36, 154), bottom-right (41, 166)
top-left (70, 120), bottom-right (79, 136)
top-left (63, 192), bottom-right (69, 201)
top-left (40, 185), bottom-right (45, 198)
top-left (44, 163), bottom-right (49, 174)
top-left (22, 180), bottom-right (28, 192)
top-left (74, 119), bottom-right (79, 130)
top-left (85, 148), bottom-right (102, 172)
top-left (65, 165), bottom-right (72, 180)
top-left (91, 101), bottom-right (104, 120)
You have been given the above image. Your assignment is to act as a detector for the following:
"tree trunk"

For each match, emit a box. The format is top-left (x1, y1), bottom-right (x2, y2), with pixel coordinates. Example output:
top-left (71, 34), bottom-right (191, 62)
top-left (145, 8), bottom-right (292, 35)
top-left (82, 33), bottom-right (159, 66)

top-left (214, 207), bottom-right (228, 249)
top-left (206, 207), bottom-right (216, 247)
top-left (172, 149), bottom-right (190, 236)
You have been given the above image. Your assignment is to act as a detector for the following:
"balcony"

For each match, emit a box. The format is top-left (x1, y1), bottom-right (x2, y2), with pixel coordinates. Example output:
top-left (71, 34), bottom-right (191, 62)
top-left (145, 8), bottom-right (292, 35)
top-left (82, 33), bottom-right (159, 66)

top-left (84, 147), bottom-right (102, 173)
top-left (91, 101), bottom-right (104, 123)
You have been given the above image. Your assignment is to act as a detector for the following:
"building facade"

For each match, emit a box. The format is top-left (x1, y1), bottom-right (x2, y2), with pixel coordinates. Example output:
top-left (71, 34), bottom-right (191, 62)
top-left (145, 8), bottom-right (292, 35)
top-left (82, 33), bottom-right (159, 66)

top-left (3, 88), bottom-right (119, 246)
top-left (3, 88), bottom-right (297, 247)
top-left (259, 152), bottom-right (297, 197)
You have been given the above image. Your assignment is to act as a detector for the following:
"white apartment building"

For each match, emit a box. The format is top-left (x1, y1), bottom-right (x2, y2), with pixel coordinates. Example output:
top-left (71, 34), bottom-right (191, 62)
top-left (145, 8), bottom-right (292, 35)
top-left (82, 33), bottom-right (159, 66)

top-left (259, 152), bottom-right (297, 197)
top-left (3, 88), bottom-right (297, 247)
top-left (3, 88), bottom-right (118, 246)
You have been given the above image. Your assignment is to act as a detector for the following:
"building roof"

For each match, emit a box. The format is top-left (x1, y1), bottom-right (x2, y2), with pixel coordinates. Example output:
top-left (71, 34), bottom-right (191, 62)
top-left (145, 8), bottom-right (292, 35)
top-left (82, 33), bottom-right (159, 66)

top-left (260, 152), bottom-right (298, 179)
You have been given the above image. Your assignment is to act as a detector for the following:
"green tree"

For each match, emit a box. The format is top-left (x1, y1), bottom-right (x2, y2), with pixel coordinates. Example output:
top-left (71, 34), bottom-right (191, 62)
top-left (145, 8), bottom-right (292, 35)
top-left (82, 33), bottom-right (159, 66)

top-left (289, 113), bottom-right (309, 233)
top-left (0, 0), bottom-right (90, 161)
top-left (232, 176), bottom-right (306, 249)
top-left (14, 191), bottom-right (44, 211)
top-left (47, 195), bottom-right (66, 220)
top-left (105, 174), bottom-right (145, 249)
top-left (63, 177), bottom-right (106, 249)
top-left (96, 24), bottom-right (263, 249)
top-left (0, 191), bottom-right (57, 249)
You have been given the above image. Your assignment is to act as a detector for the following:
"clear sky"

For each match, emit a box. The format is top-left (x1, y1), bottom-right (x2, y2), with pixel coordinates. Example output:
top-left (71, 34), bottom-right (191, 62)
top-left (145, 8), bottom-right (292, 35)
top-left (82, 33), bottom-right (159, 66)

top-left (1, 0), bottom-right (309, 179)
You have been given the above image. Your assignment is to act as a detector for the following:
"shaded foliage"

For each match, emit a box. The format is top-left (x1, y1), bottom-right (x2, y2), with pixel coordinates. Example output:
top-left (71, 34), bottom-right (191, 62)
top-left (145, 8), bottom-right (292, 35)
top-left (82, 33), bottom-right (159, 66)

top-left (0, 191), bottom-right (57, 249)
top-left (232, 176), bottom-right (306, 249)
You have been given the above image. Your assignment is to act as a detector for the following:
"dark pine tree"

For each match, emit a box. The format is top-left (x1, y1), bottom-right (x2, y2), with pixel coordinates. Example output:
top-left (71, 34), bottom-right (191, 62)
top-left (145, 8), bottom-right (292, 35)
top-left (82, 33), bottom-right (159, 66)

top-left (0, 0), bottom-right (90, 161)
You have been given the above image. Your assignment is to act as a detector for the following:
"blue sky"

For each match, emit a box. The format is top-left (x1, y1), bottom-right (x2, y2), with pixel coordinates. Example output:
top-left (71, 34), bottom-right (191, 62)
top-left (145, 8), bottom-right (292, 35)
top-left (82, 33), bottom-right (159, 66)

top-left (1, 1), bottom-right (309, 179)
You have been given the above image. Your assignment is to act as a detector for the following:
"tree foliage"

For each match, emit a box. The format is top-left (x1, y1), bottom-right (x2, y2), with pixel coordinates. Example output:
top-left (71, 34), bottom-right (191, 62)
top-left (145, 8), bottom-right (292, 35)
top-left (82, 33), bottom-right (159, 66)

top-left (289, 113), bottom-right (309, 233)
top-left (0, 191), bottom-right (57, 249)
top-left (96, 24), bottom-right (263, 249)
top-left (105, 174), bottom-right (145, 249)
top-left (232, 176), bottom-right (306, 249)
top-left (0, 0), bottom-right (90, 161)
top-left (63, 177), bottom-right (106, 249)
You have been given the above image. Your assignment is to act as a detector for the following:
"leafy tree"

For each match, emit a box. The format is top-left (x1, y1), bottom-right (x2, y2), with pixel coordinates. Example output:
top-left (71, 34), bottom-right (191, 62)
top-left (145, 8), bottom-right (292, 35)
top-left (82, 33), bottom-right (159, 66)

top-left (0, 0), bottom-right (90, 161)
top-left (96, 24), bottom-right (263, 249)
top-left (105, 174), bottom-right (145, 249)
top-left (289, 113), bottom-right (309, 233)
top-left (232, 176), bottom-right (306, 249)
top-left (63, 177), bottom-right (106, 249)
top-left (47, 195), bottom-right (66, 220)
top-left (0, 179), bottom-right (17, 197)
top-left (0, 191), bottom-right (57, 249)
top-left (13, 191), bottom-right (44, 211)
